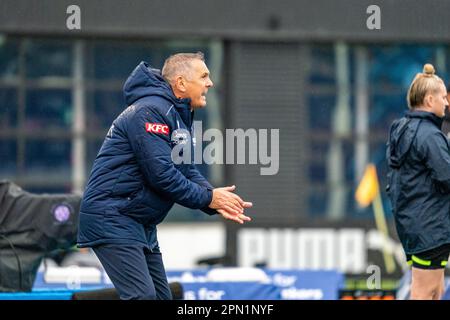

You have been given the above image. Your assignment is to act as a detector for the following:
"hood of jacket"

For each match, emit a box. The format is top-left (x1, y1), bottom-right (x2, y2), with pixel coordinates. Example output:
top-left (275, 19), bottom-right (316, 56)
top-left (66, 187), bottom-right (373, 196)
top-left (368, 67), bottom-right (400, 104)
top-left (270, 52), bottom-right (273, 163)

top-left (123, 61), bottom-right (185, 105)
top-left (123, 61), bottom-right (193, 126)
top-left (387, 110), bottom-right (443, 168)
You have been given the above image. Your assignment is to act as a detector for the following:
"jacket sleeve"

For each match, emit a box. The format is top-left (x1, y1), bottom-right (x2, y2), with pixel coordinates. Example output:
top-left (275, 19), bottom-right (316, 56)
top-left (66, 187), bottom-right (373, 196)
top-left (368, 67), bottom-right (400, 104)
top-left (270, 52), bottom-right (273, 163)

top-left (423, 132), bottom-right (450, 192)
top-left (185, 164), bottom-right (218, 215)
top-left (128, 107), bottom-right (213, 209)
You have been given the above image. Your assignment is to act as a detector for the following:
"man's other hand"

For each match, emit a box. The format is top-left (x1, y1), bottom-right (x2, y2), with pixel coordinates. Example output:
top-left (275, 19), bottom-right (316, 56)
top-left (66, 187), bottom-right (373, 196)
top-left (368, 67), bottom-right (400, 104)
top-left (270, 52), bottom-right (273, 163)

top-left (209, 185), bottom-right (252, 224)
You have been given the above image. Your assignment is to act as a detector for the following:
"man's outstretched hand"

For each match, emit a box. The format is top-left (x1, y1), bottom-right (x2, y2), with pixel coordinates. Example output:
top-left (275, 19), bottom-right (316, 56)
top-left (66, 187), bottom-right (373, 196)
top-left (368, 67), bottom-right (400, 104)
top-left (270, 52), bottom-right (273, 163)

top-left (209, 185), bottom-right (252, 224)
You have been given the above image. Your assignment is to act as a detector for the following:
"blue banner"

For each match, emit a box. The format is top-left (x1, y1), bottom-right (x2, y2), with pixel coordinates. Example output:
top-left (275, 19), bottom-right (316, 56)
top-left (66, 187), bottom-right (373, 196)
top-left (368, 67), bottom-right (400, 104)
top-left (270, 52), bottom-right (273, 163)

top-left (166, 269), bottom-right (344, 300)
top-left (23, 268), bottom-right (344, 300)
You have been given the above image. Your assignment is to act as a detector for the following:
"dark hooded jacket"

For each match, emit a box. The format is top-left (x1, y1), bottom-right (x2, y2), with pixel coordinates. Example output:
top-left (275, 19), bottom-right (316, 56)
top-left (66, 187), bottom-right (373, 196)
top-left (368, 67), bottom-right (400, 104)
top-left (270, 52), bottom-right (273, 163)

top-left (386, 110), bottom-right (450, 254)
top-left (77, 62), bottom-right (216, 250)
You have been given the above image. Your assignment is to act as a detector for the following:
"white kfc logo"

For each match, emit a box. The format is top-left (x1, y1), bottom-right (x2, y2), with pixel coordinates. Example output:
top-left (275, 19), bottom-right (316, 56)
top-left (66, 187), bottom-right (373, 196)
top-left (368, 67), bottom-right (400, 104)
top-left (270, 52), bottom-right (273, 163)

top-left (146, 123), bottom-right (169, 135)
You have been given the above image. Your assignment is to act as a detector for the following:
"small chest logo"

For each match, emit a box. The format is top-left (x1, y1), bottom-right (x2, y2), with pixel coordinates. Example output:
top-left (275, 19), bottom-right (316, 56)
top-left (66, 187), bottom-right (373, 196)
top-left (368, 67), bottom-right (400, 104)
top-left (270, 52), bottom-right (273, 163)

top-left (171, 129), bottom-right (191, 145)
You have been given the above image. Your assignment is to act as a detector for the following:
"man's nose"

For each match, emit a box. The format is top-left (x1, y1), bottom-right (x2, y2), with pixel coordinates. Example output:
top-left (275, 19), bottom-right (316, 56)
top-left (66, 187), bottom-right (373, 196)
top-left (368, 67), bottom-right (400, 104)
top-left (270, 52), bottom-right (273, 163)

top-left (207, 78), bottom-right (214, 88)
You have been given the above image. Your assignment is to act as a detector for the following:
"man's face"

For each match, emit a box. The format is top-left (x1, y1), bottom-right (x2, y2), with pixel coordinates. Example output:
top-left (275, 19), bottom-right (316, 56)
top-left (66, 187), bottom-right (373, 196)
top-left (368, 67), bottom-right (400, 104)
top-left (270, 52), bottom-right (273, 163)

top-left (183, 59), bottom-right (214, 109)
top-left (429, 83), bottom-right (448, 118)
top-left (447, 91), bottom-right (450, 113)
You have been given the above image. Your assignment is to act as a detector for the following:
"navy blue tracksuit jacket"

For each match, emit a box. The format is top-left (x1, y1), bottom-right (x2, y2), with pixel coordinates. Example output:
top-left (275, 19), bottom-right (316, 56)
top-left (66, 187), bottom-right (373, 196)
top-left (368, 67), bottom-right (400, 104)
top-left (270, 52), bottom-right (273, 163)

top-left (386, 110), bottom-right (450, 254)
top-left (77, 61), bottom-right (216, 251)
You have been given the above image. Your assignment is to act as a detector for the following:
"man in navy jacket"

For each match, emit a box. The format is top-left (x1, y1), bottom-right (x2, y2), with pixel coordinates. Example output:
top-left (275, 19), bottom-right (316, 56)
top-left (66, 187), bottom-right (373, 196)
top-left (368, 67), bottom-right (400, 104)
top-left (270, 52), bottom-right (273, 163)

top-left (78, 52), bottom-right (252, 299)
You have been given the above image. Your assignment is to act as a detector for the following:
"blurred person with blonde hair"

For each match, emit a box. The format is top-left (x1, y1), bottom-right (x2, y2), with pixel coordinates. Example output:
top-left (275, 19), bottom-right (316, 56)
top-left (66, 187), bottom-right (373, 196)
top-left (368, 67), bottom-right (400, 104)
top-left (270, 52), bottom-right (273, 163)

top-left (386, 64), bottom-right (450, 300)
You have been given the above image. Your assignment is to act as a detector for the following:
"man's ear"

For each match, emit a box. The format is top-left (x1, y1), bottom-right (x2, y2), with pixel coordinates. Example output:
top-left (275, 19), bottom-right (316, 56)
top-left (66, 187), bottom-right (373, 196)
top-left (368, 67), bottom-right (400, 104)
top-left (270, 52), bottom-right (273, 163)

top-left (174, 76), bottom-right (186, 93)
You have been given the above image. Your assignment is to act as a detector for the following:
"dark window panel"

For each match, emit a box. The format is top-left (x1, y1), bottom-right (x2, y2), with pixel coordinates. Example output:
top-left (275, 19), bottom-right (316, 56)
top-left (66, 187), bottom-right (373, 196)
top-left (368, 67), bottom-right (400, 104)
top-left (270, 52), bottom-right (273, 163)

top-left (368, 45), bottom-right (438, 90)
top-left (308, 162), bottom-right (326, 183)
top-left (370, 92), bottom-right (406, 131)
top-left (85, 139), bottom-right (104, 176)
top-left (307, 94), bottom-right (336, 130)
top-left (25, 89), bottom-right (72, 130)
top-left (24, 139), bottom-right (71, 174)
top-left (86, 41), bottom-right (211, 81)
top-left (308, 188), bottom-right (328, 217)
top-left (88, 42), bottom-right (155, 80)
top-left (0, 89), bottom-right (18, 128)
top-left (446, 47), bottom-right (450, 81)
top-left (25, 40), bottom-right (72, 78)
top-left (86, 89), bottom-right (125, 130)
top-left (342, 141), bottom-right (355, 182)
top-left (0, 139), bottom-right (17, 176)
top-left (0, 37), bottom-right (19, 78)
top-left (309, 45), bottom-right (335, 86)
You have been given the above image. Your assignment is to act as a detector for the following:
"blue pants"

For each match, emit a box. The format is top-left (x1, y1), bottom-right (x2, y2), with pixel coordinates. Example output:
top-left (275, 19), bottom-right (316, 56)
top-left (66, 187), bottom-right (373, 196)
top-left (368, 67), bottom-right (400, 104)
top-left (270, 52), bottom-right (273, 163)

top-left (92, 244), bottom-right (172, 300)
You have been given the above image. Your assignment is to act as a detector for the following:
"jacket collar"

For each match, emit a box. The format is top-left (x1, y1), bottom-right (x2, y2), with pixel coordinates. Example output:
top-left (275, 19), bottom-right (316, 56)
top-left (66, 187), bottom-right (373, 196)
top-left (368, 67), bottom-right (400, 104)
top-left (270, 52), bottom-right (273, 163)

top-left (405, 110), bottom-right (444, 129)
top-left (173, 98), bottom-right (193, 128)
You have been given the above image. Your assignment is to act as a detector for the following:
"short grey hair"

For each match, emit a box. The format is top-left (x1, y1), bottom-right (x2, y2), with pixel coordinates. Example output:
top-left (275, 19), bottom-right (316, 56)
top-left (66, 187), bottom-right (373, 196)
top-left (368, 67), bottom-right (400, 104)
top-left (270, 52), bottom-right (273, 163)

top-left (161, 52), bottom-right (205, 84)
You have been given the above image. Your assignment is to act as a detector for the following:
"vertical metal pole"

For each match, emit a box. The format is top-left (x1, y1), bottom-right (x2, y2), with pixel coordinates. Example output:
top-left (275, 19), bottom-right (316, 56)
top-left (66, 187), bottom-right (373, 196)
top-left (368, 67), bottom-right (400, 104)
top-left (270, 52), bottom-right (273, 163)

top-left (326, 42), bottom-right (351, 219)
top-left (355, 46), bottom-right (369, 182)
top-left (72, 40), bottom-right (86, 194)
top-left (207, 40), bottom-right (224, 186)
top-left (17, 39), bottom-right (27, 183)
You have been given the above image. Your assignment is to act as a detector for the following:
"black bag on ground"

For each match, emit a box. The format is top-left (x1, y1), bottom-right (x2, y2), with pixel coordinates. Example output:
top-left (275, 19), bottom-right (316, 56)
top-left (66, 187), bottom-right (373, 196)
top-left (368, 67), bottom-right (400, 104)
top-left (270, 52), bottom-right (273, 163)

top-left (0, 180), bottom-right (81, 292)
